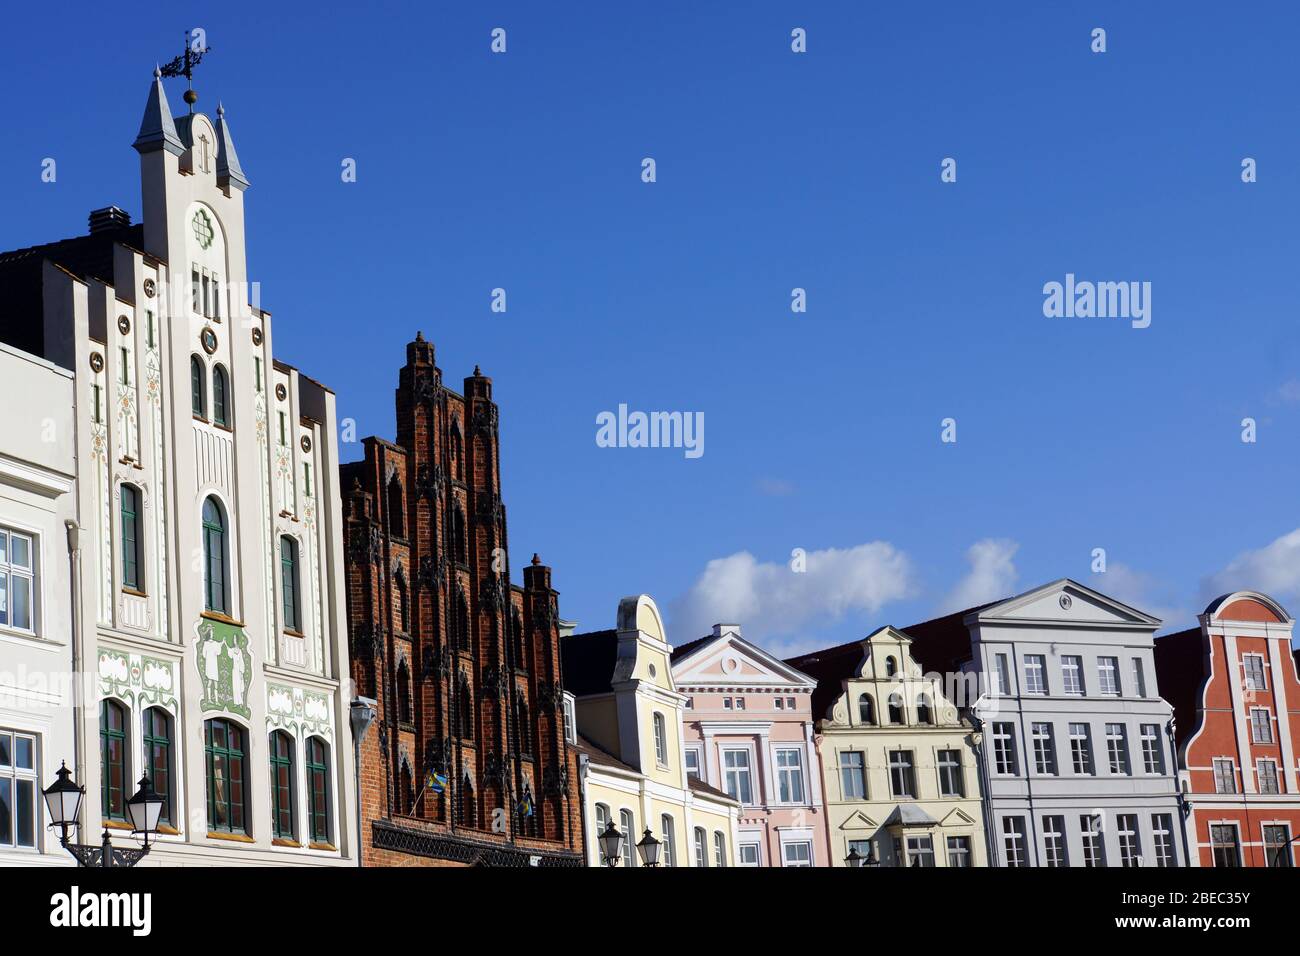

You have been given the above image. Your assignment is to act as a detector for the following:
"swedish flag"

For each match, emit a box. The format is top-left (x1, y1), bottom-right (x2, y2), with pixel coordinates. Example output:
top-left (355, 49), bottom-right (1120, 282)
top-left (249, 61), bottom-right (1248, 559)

top-left (518, 792), bottom-right (534, 817)
top-left (426, 770), bottom-right (447, 794)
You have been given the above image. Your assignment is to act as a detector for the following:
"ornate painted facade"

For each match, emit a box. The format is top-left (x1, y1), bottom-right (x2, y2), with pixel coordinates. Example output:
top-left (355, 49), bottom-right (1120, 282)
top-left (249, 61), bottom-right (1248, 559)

top-left (342, 335), bottom-right (582, 866)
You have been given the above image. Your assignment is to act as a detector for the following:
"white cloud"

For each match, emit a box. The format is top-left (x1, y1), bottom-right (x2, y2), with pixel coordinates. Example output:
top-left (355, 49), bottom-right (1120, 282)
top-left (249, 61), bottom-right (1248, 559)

top-left (669, 542), bottom-right (917, 656)
top-left (938, 539), bottom-right (1020, 613)
top-left (1202, 527), bottom-right (1300, 603)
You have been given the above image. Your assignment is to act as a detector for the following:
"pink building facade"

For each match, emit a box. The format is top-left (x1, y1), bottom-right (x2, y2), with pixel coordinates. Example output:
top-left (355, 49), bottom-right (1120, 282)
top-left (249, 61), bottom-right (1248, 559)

top-left (672, 625), bottom-right (828, 866)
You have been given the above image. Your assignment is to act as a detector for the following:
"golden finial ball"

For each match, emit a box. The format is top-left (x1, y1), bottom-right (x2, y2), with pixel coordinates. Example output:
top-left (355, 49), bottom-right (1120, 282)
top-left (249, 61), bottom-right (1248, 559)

top-left (184, 89), bottom-right (198, 106)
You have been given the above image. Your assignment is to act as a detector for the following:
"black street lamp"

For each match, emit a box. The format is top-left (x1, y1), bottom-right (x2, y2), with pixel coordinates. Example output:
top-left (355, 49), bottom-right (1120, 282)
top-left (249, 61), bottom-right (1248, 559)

top-left (845, 844), bottom-right (879, 868)
top-left (42, 762), bottom-right (164, 867)
top-left (635, 827), bottom-right (661, 867)
top-left (598, 821), bottom-right (624, 867)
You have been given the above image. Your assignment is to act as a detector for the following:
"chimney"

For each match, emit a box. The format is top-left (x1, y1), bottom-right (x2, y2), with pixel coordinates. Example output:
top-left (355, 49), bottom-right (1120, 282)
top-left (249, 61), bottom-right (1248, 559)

top-left (712, 623), bottom-right (741, 638)
top-left (88, 206), bottom-right (131, 234)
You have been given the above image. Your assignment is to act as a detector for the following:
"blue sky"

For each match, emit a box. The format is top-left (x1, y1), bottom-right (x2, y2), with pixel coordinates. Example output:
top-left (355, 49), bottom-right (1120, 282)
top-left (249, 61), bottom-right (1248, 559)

top-left (3, 2), bottom-right (1298, 656)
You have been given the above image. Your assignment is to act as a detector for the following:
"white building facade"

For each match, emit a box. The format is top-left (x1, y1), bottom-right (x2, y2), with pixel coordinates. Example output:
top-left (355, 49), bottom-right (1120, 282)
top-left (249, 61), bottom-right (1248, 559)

top-left (0, 73), bottom-right (357, 865)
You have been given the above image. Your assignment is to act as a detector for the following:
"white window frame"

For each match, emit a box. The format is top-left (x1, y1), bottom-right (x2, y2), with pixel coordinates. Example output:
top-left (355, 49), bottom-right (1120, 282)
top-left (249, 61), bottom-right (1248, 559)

top-left (781, 840), bottom-right (813, 867)
top-left (0, 525), bottom-right (39, 637)
top-left (652, 712), bottom-right (668, 768)
top-left (937, 748), bottom-right (965, 797)
top-left (683, 746), bottom-right (701, 781)
top-left (722, 747), bottom-right (755, 805)
top-left (1105, 723), bottom-right (1130, 776)
top-left (1061, 655), bottom-right (1084, 695)
top-left (1031, 722), bottom-right (1056, 775)
top-left (1250, 707), bottom-right (1273, 744)
top-left (775, 747), bottom-right (806, 804)
top-left (1069, 722), bottom-right (1093, 775)
top-left (1151, 814), bottom-right (1175, 867)
top-left (991, 722), bottom-right (1017, 775)
top-left (1139, 724), bottom-right (1164, 774)
top-left (693, 826), bottom-right (708, 867)
top-left (1081, 814), bottom-right (1106, 867)
top-left (1257, 758), bottom-right (1281, 795)
top-left (1242, 653), bottom-right (1268, 692)
top-left (1097, 657), bottom-right (1121, 696)
top-left (619, 808), bottom-right (636, 867)
top-left (1002, 816), bottom-right (1028, 867)
top-left (738, 841), bottom-right (761, 866)
top-left (1132, 657), bottom-right (1147, 698)
top-left (1024, 654), bottom-right (1047, 695)
top-left (1212, 757), bottom-right (1237, 794)
top-left (839, 749), bottom-right (866, 800)
top-left (1116, 813), bottom-right (1142, 868)
top-left (1042, 815), bottom-right (1068, 867)
top-left (0, 728), bottom-right (39, 849)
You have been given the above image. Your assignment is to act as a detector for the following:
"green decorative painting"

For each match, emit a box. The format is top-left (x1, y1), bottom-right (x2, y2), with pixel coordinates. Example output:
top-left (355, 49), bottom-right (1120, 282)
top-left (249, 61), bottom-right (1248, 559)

top-left (194, 617), bottom-right (252, 718)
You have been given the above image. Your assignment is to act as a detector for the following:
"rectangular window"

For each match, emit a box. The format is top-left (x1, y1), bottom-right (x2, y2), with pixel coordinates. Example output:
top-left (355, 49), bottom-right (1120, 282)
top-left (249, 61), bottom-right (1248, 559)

top-left (1151, 814), bottom-right (1175, 868)
top-left (1211, 824), bottom-right (1241, 868)
top-left (723, 749), bottom-right (753, 804)
top-left (937, 749), bottom-right (965, 797)
top-left (1140, 724), bottom-right (1164, 774)
top-left (992, 722), bottom-right (1017, 775)
top-left (1098, 657), bottom-right (1121, 696)
top-left (776, 748), bottom-right (805, 804)
top-left (993, 654), bottom-right (1010, 695)
top-left (254, 356), bottom-right (263, 392)
top-left (1132, 658), bottom-right (1147, 698)
top-left (145, 310), bottom-right (155, 349)
top-left (660, 815), bottom-right (675, 867)
top-left (840, 751), bottom-right (866, 800)
top-left (1265, 824), bottom-right (1293, 868)
top-left (278, 411), bottom-right (287, 446)
top-left (782, 841), bottom-right (813, 867)
top-left (1105, 723), bottom-right (1130, 775)
top-left (119, 346), bottom-right (129, 385)
top-left (1213, 758), bottom-right (1237, 794)
top-left (0, 528), bottom-right (36, 633)
top-left (1069, 723), bottom-right (1094, 775)
top-left (683, 749), bottom-right (700, 781)
top-left (1062, 655), bottom-right (1084, 695)
top-left (280, 537), bottom-right (299, 632)
top-left (1081, 814), bottom-right (1107, 867)
top-left (1031, 722), bottom-right (1057, 775)
top-left (774, 697), bottom-right (784, 710)
top-left (1024, 654), bottom-right (1047, 694)
top-left (846, 839), bottom-right (872, 867)
top-left (734, 697), bottom-right (745, 711)
top-left (92, 384), bottom-right (102, 424)
top-left (303, 462), bottom-right (312, 498)
top-left (202, 273), bottom-right (212, 318)
top-left (1258, 759), bottom-right (1281, 795)
top-left (1250, 708), bottom-right (1273, 744)
top-left (1002, 817), bottom-right (1028, 867)
top-left (1043, 815), bottom-right (1068, 867)
top-left (212, 273), bottom-right (221, 320)
top-left (1242, 654), bottom-right (1268, 691)
top-left (946, 835), bottom-right (972, 868)
top-left (1117, 814), bottom-right (1142, 867)
top-left (120, 485), bottom-right (141, 591)
top-left (0, 729), bottom-right (37, 848)
top-left (889, 749), bottom-right (916, 799)
top-left (694, 827), bottom-right (707, 868)
top-left (904, 835), bottom-right (934, 867)
top-left (738, 843), bottom-right (761, 866)
top-left (191, 267), bottom-right (201, 313)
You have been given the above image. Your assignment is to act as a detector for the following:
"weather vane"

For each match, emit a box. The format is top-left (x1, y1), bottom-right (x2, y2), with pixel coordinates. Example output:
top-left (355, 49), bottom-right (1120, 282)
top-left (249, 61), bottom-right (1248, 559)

top-left (159, 30), bottom-right (212, 112)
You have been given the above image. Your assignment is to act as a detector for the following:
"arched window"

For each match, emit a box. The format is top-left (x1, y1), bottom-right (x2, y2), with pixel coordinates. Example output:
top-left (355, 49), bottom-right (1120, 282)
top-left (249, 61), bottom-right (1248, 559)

top-left (513, 609), bottom-right (527, 670)
top-left (455, 588), bottom-right (470, 650)
top-left (190, 356), bottom-right (206, 417)
top-left (458, 675), bottom-right (474, 740)
top-left (916, 694), bottom-right (933, 725)
top-left (395, 569), bottom-right (408, 633)
top-left (269, 730), bottom-right (296, 840)
top-left (449, 421), bottom-right (463, 482)
top-left (857, 693), bottom-right (875, 725)
top-left (202, 496), bottom-right (228, 613)
top-left (452, 504), bottom-right (467, 563)
top-left (396, 658), bottom-right (412, 725)
top-left (888, 693), bottom-right (905, 725)
top-left (594, 803), bottom-right (612, 861)
top-left (398, 758), bottom-right (414, 815)
top-left (120, 484), bottom-right (142, 591)
top-left (387, 474), bottom-right (405, 538)
top-left (459, 772), bottom-right (475, 827)
top-left (885, 656), bottom-right (898, 677)
top-left (620, 809), bottom-right (636, 867)
top-left (661, 814), bottom-right (676, 867)
top-left (205, 718), bottom-right (248, 834)
top-left (212, 364), bottom-right (230, 426)
top-left (306, 737), bottom-right (331, 845)
top-left (100, 699), bottom-right (129, 821)
top-left (516, 691), bottom-right (531, 755)
top-left (714, 830), bottom-right (727, 867)
top-left (653, 712), bottom-right (669, 766)
top-left (694, 826), bottom-right (708, 867)
top-left (280, 535), bottom-right (300, 632)
top-left (142, 707), bottom-right (173, 826)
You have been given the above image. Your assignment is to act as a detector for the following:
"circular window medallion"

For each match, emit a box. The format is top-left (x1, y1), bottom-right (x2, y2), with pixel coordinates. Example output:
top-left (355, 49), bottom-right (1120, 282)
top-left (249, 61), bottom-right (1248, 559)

top-left (143, 278), bottom-right (156, 298)
top-left (300, 435), bottom-right (312, 453)
top-left (722, 655), bottom-right (740, 675)
top-left (192, 209), bottom-right (215, 250)
top-left (251, 327), bottom-right (263, 346)
top-left (648, 664), bottom-right (656, 678)
top-left (117, 315), bottom-right (131, 335)
top-left (1059, 594), bottom-right (1073, 610)
top-left (200, 326), bottom-right (218, 355)
top-left (89, 352), bottom-right (104, 373)
top-left (275, 383), bottom-right (288, 401)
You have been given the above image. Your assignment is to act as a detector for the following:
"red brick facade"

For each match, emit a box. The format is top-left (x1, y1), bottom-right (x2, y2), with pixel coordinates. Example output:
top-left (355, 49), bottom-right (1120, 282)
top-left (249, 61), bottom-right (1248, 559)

top-left (1155, 591), bottom-right (1300, 867)
top-left (342, 334), bottom-right (582, 866)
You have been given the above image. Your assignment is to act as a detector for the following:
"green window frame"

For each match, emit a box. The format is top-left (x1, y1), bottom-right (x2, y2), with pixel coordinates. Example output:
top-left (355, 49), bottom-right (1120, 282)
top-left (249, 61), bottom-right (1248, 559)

top-left (202, 497), bottom-right (226, 613)
top-left (205, 718), bottom-right (247, 834)
top-left (212, 364), bottom-right (229, 426)
top-left (143, 707), bottom-right (173, 826)
top-left (307, 737), bottom-right (330, 845)
top-left (100, 699), bottom-right (129, 821)
top-left (280, 536), bottom-right (299, 631)
top-left (269, 731), bottom-right (295, 840)
top-left (190, 356), bottom-right (205, 417)
top-left (120, 484), bottom-right (141, 591)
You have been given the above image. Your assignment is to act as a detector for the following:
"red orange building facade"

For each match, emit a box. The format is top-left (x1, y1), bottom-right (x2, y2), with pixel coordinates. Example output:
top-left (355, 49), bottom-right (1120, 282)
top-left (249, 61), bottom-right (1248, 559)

top-left (1155, 591), bottom-right (1300, 867)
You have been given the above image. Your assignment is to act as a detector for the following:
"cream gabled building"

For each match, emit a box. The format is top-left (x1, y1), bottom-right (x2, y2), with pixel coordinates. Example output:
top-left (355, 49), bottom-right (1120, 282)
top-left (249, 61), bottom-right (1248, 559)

top-left (0, 72), bottom-right (356, 864)
top-left (562, 595), bottom-right (740, 867)
top-left (788, 626), bottom-right (988, 867)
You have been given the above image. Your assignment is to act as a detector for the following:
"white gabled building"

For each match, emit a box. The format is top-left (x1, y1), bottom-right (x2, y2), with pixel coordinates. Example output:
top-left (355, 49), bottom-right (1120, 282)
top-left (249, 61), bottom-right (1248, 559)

top-left (0, 71), bottom-right (357, 865)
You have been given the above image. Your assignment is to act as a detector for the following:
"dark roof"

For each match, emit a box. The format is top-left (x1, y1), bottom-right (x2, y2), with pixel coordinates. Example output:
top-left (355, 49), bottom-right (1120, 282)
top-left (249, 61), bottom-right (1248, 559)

top-left (1153, 627), bottom-right (1206, 749)
top-left (785, 638), bottom-right (869, 721)
top-left (572, 734), bottom-right (636, 774)
top-left (560, 629), bottom-right (617, 697)
top-left (669, 634), bottom-right (714, 663)
top-left (0, 222), bottom-right (145, 358)
top-left (901, 601), bottom-right (998, 675)
top-left (688, 775), bottom-right (738, 804)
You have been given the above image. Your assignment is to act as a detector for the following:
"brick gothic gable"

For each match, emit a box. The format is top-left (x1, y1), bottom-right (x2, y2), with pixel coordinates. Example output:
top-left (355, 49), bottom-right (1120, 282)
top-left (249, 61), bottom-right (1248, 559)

top-left (342, 334), bottom-right (582, 866)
